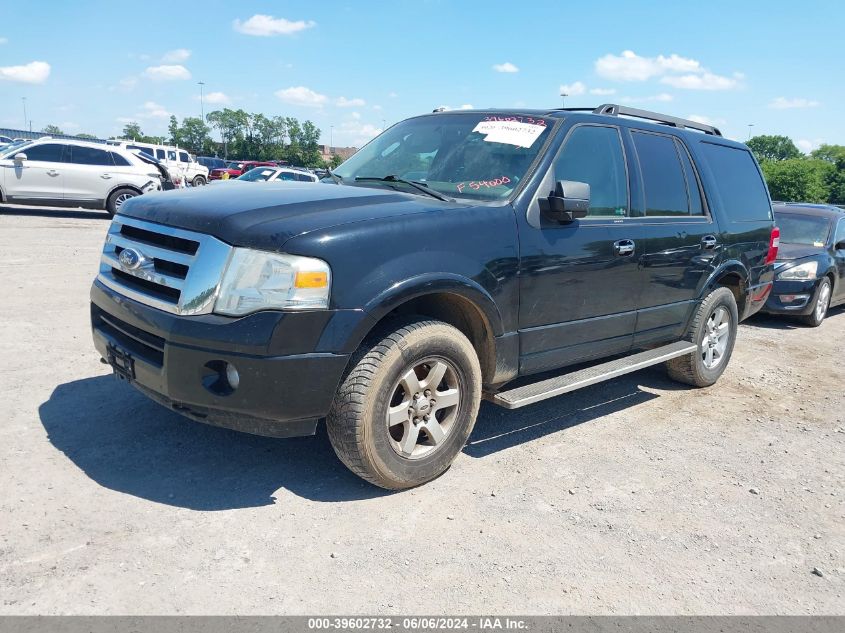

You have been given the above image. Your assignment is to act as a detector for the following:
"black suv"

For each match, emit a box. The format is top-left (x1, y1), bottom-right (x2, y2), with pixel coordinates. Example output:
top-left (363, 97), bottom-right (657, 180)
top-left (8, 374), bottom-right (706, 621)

top-left (90, 105), bottom-right (777, 489)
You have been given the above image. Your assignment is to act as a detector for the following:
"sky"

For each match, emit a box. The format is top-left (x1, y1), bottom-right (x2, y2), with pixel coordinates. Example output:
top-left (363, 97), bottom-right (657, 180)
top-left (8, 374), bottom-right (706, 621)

top-left (0, 0), bottom-right (842, 152)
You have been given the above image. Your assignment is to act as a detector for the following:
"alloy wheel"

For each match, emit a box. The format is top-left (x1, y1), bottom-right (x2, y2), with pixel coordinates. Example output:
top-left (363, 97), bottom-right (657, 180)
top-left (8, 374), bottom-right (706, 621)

top-left (701, 306), bottom-right (731, 370)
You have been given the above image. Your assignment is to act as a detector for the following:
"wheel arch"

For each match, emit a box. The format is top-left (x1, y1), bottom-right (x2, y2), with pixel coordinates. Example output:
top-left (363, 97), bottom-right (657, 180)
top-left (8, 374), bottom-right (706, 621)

top-left (700, 261), bottom-right (749, 317)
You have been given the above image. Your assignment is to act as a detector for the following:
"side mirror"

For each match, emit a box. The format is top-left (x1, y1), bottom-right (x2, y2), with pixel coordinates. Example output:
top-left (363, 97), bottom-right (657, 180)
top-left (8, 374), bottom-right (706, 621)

top-left (539, 180), bottom-right (590, 223)
top-left (13, 152), bottom-right (27, 162)
top-left (836, 240), bottom-right (845, 251)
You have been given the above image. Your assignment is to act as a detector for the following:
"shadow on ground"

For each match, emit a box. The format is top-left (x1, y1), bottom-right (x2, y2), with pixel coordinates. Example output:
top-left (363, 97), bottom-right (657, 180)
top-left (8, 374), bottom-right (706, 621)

top-left (40, 365), bottom-right (679, 509)
top-left (0, 203), bottom-right (109, 220)
top-left (743, 305), bottom-right (844, 330)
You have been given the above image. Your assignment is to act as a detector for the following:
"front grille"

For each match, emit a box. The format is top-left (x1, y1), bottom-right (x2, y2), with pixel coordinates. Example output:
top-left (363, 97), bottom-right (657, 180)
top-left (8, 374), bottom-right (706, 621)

top-left (92, 305), bottom-right (165, 367)
top-left (96, 215), bottom-right (233, 315)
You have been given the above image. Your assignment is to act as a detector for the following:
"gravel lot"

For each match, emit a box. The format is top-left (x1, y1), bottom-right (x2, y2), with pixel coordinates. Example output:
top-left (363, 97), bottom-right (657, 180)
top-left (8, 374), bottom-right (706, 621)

top-left (1, 205), bottom-right (843, 615)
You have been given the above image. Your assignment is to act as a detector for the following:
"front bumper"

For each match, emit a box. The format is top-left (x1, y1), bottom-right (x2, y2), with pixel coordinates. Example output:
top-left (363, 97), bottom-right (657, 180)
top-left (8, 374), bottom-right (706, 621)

top-left (762, 278), bottom-right (819, 316)
top-left (90, 281), bottom-right (353, 437)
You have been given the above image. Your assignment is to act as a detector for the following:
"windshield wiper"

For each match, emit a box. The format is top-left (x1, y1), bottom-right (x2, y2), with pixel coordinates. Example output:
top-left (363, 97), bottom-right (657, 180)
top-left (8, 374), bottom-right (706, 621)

top-left (354, 175), bottom-right (453, 202)
top-left (325, 167), bottom-right (342, 184)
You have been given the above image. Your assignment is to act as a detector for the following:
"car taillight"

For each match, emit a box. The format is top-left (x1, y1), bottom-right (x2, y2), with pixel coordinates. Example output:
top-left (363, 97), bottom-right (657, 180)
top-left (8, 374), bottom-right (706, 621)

top-left (765, 226), bottom-right (780, 265)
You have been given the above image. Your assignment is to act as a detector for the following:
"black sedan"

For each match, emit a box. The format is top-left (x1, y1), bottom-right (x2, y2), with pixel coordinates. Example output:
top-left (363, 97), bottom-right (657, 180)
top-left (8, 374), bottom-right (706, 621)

top-left (763, 203), bottom-right (845, 326)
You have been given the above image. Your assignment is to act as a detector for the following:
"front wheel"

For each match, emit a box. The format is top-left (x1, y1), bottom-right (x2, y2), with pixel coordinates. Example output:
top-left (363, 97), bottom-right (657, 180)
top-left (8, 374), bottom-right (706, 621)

top-left (327, 318), bottom-right (482, 490)
top-left (799, 277), bottom-right (831, 327)
top-left (106, 188), bottom-right (138, 216)
top-left (192, 176), bottom-right (207, 187)
top-left (666, 287), bottom-right (738, 388)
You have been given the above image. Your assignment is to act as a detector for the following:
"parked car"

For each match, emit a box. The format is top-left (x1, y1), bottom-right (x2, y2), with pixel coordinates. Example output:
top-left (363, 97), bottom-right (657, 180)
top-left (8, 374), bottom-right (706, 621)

top-left (197, 156), bottom-right (227, 172)
top-left (212, 166), bottom-right (319, 183)
top-left (90, 104), bottom-right (777, 489)
top-left (106, 141), bottom-right (209, 186)
top-left (762, 202), bottom-right (845, 326)
top-left (0, 138), bottom-right (163, 214)
top-left (208, 160), bottom-right (276, 180)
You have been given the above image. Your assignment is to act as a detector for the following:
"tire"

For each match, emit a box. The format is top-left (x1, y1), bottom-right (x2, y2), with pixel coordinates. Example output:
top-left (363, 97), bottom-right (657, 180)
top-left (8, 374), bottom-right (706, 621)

top-left (192, 176), bottom-right (207, 187)
top-left (106, 188), bottom-right (138, 216)
top-left (327, 318), bottom-right (482, 490)
top-left (666, 287), bottom-right (739, 388)
top-left (799, 277), bottom-right (831, 327)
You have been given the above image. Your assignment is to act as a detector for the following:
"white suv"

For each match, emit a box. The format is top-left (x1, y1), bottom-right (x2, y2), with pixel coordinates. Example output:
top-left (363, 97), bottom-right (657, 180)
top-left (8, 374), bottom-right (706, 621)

top-left (107, 141), bottom-right (209, 186)
top-left (0, 138), bottom-right (163, 215)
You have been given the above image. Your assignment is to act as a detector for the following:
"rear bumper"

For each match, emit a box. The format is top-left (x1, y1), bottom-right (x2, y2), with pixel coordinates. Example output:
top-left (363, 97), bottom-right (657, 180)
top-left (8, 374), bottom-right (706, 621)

top-left (762, 279), bottom-right (819, 316)
top-left (90, 281), bottom-right (352, 437)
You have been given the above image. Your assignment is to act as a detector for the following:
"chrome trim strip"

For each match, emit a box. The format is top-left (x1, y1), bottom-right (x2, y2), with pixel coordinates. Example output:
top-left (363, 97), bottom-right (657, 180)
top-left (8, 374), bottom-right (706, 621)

top-left (100, 253), bottom-right (186, 290)
top-left (105, 233), bottom-right (193, 265)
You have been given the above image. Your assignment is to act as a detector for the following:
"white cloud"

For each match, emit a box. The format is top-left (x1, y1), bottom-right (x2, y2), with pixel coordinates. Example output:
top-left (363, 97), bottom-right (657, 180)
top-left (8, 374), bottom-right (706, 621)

top-left (59, 121), bottom-right (80, 131)
top-left (0, 37), bottom-right (8, 45)
top-left (233, 14), bottom-right (315, 36)
top-left (796, 138), bottom-right (824, 153)
top-left (620, 93), bottom-right (674, 104)
top-left (144, 64), bottom-right (191, 81)
top-left (595, 50), bottom-right (739, 91)
top-left (337, 119), bottom-right (383, 147)
top-left (687, 114), bottom-right (726, 126)
top-left (161, 48), bottom-right (191, 63)
top-left (202, 91), bottom-right (231, 105)
top-left (769, 97), bottom-right (820, 110)
top-left (114, 76), bottom-right (138, 92)
top-left (139, 101), bottom-right (171, 119)
top-left (336, 96), bottom-right (366, 107)
top-left (351, 112), bottom-right (361, 120)
top-left (388, 92), bottom-right (398, 98)
top-left (661, 72), bottom-right (739, 91)
top-left (0, 60), bottom-right (51, 84)
top-left (559, 81), bottom-right (586, 96)
top-left (589, 87), bottom-right (616, 96)
top-left (372, 104), bottom-right (383, 111)
top-left (492, 62), bottom-right (519, 73)
top-left (459, 104), bottom-right (474, 110)
top-left (275, 86), bottom-right (328, 107)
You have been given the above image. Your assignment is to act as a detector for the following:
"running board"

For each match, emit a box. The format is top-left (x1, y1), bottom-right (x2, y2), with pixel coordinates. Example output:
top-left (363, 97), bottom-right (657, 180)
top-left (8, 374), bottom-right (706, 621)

top-left (489, 341), bottom-right (697, 409)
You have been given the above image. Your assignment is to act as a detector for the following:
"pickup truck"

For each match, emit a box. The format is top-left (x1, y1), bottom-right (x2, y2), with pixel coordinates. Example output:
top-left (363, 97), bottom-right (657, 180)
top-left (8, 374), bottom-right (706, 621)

top-left (90, 105), bottom-right (778, 489)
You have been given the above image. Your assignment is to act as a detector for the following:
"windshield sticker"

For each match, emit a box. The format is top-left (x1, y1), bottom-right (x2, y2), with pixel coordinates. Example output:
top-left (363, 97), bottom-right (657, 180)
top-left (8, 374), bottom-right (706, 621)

top-left (472, 120), bottom-right (546, 148)
top-left (482, 115), bottom-right (546, 126)
top-left (456, 176), bottom-right (512, 194)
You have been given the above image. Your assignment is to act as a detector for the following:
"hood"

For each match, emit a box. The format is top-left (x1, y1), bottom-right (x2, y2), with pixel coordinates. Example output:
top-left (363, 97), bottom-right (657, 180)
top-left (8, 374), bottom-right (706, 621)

top-left (118, 181), bottom-right (462, 250)
top-left (776, 242), bottom-right (826, 262)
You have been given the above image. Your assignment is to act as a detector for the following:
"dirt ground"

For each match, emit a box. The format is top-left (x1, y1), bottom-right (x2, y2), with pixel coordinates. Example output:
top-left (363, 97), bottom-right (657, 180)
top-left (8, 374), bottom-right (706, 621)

top-left (1, 205), bottom-right (843, 615)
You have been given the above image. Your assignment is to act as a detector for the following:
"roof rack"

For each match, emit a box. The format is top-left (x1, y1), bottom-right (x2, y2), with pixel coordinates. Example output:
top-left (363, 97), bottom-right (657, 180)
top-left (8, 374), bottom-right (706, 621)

top-left (591, 104), bottom-right (722, 136)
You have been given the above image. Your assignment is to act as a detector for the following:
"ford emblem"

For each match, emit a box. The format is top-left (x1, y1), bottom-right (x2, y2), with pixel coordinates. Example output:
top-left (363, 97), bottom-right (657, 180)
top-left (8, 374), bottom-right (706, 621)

top-left (118, 248), bottom-right (143, 270)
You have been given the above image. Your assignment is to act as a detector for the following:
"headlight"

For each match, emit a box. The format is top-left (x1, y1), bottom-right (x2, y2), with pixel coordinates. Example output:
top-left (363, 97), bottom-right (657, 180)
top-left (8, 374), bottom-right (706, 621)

top-left (214, 248), bottom-right (331, 315)
top-left (776, 260), bottom-right (818, 280)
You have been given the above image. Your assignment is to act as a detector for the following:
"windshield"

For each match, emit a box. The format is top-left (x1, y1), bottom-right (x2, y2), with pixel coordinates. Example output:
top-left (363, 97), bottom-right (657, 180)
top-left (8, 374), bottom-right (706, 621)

top-left (226, 162), bottom-right (241, 170)
top-left (775, 212), bottom-right (832, 246)
top-left (238, 168), bottom-right (277, 182)
top-left (333, 113), bottom-right (554, 200)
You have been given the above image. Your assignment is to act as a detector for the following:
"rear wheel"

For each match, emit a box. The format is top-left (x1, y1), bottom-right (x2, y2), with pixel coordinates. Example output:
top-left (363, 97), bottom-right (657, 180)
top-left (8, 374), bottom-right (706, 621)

top-left (192, 175), bottom-right (207, 187)
top-left (800, 277), bottom-right (831, 327)
top-left (666, 287), bottom-right (738, 388)
top-left (326, 318), bottom-right (482, 490)
top-left (106, 188), bottom-right (138, 216)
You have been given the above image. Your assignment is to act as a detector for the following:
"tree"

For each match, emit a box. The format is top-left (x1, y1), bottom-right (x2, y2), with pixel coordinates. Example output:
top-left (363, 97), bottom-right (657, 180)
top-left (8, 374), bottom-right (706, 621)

top-left (747, 135), bottom-right (802, 162)
top-left (75, 133), bottom-right (98, 140)
top-left (329, 154), bottom-right (344, 169)
top-left (175, 117), bottom-right (211, 154)
top-left (760, 158), bottom-right (833, 203)
top-left (42, 124), bottom-right (64, 135)
top-left (121, 122), bottom-right (143, 140)
top-left (811, 144), bottom-right (845, 165)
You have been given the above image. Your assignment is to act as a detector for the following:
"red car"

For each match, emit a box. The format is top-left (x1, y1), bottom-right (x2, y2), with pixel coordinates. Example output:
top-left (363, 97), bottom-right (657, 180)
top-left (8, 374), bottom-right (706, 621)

top-left (208, 160), bottom-right (276, 181)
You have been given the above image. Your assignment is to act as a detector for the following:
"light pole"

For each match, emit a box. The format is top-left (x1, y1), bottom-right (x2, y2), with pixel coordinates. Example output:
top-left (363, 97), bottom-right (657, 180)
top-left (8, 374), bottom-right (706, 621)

top-left (747, 123), bottom-right (754, 140)
top-left (560, 92), bottom-right (568, 108)
top-left (22, 97), bottom-right (27, 129)
top-left (198, 82), bottom-right (205, 121)
top-left (330, 125), bottom-right (334, 151)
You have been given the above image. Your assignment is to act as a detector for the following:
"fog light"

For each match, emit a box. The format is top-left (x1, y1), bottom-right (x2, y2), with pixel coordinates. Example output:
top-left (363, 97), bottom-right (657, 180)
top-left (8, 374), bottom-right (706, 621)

top-left (225, 363), bottom-right (240, 390)
top-left (202, 360), bottom-right (239, 396)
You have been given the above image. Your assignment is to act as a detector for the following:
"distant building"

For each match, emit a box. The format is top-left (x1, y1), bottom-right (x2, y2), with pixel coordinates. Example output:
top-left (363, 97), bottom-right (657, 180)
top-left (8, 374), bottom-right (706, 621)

top-left (319, 144), bottom-right (357, 163)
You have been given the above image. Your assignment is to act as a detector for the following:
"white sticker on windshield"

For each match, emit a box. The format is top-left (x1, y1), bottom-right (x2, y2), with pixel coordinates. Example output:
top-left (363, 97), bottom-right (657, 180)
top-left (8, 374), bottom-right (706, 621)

top-left (472, 120), bottom-right (546, 148)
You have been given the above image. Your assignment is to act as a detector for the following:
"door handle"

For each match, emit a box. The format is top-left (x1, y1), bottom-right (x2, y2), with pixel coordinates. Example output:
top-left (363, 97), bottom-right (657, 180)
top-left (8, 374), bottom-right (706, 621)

top-left (701, 235), bottom-right (718, 250)
top-left (101, 174), bottom-right (112, 179)
top-left (47, 170), bottom-right (60, 177)
top-left (613, 239), bottom-right (636, 256)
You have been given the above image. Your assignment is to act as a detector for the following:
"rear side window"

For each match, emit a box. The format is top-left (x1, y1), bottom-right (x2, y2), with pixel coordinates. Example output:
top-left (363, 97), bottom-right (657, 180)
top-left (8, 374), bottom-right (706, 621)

top-left (675, 139), bottom-right (704, 216)
top-left (554, 125), bottom-right (628, 217)
top-left (69, 146), bottom-right (112, 166)
top-left (156, 149), bottom-right (165, 160)
top-left (632, 131), bottom-right (689, 217)
top-left (24, 143), bottom-right (65, 162)
top-left (294, 173), bottom-right (314, 181)
top-left (179, 152), bottom-right (189, 163)
top-left (700, 143), bottom-right (772, 222)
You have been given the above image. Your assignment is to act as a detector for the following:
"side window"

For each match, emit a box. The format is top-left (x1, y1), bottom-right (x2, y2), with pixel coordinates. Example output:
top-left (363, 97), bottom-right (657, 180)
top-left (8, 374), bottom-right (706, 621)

top-left (179, 151), bottom-right (189, 163)
top-left (700, 143), bottom-right (772, 222)
top-left (675, 139), bottom-right (704, 216)
top-left (110, 152), bottom-right (132, 167)
top-left (279, 172), bottom-right (297, 181)
top-left (632, 131), bottom-right (689, 216)
top-left (23, 143), bottom-right (65, 162)
top-left (69, 146), bottom-right (112, 166)
top-left (835, 219), bottom-right (845, 248)
top-left (295, 173), bottom-right (313, 182)
top-left (167, 150), bottom-right (177, 161)
top-left (155, 149), bottom-right (165, 160)
top-left (554, 125), bottom-right (628, 217)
